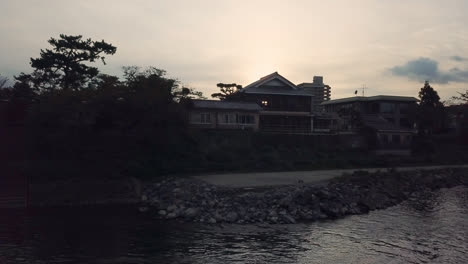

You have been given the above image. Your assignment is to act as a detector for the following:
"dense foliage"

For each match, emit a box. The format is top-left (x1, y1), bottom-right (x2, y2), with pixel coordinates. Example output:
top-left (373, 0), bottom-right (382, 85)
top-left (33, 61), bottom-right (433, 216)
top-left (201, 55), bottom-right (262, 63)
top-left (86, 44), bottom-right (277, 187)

top-left (417, 81), bottom-right (446, 134)
top-left (211, 83), bottom-right (243, 100)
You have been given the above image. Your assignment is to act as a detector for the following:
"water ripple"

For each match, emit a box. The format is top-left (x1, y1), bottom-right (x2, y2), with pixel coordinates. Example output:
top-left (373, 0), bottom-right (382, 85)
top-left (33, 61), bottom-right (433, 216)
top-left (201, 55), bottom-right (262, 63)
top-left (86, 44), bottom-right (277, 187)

top-left (0, 187), bottom-right (467, 263)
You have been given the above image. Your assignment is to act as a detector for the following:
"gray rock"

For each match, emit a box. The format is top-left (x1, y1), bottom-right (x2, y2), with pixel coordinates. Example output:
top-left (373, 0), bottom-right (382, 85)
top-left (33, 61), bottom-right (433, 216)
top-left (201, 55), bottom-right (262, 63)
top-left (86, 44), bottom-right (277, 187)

top-left (226, 212), bottom-right (238, 222)
top-left (138, 206), bottom-right (148, 212)
top-left (280, 214), bottom-right (296, 224)
top-left (184, 208), bottom-right (200, 219)
top-left (269, 216), bottom-right (279, 224)
top-left (158, 210), bottom-right (167, 216)
top-left (166, 212), bottom-right (177, 219)
top-left (167, 205), bottom-right (177, 212)
top-left (213, 211), bottom-right (222, 220)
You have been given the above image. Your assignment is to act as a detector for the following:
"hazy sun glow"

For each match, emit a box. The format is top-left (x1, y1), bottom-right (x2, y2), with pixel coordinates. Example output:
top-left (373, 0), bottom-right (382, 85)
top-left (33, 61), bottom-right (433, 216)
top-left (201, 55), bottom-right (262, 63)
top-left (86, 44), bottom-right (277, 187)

top-left (1, 0), bottom-right (468, 100)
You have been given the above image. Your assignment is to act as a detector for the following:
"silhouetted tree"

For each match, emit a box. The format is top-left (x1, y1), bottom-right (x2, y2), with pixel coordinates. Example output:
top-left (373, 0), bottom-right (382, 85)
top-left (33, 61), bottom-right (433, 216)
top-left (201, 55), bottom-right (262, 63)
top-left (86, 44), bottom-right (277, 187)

top-left (211, 83), bottom-right (242, 100)
top-left (417, 81), bottom-right (445, 134)
top-left (419, 81), bottom-right (443, 108)
top-left (452, 90), bottom-right (468, 104)
top-left (0, 75), bottom-right (11, 99)
top-left (21, 34), bottom-right (116, 92)
top-left (0, 75), bottom-right (8, 89)
top-left (173, 87), bottom-right (205, 102)
top-left (0, 74), bottom-right (36, 103)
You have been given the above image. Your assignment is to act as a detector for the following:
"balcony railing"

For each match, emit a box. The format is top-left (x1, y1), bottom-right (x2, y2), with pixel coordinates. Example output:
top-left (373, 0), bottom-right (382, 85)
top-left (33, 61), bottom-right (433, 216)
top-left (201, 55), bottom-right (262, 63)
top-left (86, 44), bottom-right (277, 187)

top-left (260, 124), bottom-right (310, 134)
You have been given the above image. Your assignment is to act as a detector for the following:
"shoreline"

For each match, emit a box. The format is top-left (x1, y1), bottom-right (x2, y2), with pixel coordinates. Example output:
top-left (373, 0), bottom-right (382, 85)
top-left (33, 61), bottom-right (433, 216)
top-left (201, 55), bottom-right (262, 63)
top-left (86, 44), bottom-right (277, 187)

top-left (9, 166), bottom-right (468, 226)
top-left (142, 168), bottom-right (468, 224)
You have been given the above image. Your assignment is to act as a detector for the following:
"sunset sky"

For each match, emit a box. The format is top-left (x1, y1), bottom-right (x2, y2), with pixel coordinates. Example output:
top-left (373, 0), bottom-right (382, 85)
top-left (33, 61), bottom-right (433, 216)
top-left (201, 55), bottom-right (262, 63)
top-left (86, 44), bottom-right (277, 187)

top-left (1, 0), bottom-right (468, 100)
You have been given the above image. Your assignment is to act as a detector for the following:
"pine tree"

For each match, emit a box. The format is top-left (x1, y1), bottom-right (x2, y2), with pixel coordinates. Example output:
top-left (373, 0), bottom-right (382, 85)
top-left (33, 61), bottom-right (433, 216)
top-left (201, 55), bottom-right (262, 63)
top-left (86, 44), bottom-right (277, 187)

top-left (417, 81), bottom-right (445, 133)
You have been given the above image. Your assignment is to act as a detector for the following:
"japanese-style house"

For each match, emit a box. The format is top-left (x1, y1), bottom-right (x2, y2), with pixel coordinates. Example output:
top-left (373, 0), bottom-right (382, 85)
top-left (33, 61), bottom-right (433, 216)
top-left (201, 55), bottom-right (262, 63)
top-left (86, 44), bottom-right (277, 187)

top-left (238, 72), bottom-right (334, 134)
top-left (188, 72), bottom-right (335, 134)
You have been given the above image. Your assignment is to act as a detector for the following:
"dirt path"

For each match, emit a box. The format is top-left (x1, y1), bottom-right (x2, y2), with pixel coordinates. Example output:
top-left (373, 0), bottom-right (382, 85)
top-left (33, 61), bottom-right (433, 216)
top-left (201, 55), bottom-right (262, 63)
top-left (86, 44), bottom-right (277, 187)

top-left (194, 164), bottom-right (468, 188)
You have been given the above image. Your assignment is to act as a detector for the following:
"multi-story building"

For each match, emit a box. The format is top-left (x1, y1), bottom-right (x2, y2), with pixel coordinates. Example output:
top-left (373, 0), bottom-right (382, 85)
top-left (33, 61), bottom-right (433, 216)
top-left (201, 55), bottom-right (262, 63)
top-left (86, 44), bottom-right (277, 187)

top-left (321, 95), bottom-right (417, 128)
top-left (188, 72), bottom-right (335, 134)
top-left (321, 95), bottom-right (418, 151)
top-left (297, 76), bottom-right (331, 112)
top-left (238, 72), bottom-right (334, 134)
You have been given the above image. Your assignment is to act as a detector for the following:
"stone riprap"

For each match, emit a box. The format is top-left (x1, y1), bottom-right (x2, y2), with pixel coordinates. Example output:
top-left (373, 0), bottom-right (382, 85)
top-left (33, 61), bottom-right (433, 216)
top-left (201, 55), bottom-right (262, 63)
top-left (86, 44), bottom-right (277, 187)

top-left (141, 168), bottom-right (468, 224)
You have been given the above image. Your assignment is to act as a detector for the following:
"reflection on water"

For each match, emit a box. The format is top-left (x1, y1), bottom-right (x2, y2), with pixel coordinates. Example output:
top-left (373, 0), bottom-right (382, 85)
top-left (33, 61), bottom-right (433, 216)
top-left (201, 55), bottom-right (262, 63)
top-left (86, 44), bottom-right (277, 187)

top-left (0, 187), bottom-right (467, 264)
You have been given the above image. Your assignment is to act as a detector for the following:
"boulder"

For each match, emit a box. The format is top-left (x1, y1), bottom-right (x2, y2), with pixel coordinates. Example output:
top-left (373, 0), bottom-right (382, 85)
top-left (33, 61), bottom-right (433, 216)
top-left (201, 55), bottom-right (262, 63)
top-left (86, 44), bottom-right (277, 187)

top-left (280, 214), bottom-right (296, 224)
top-left (226, 212), bottom-right (238, 223)
top-left (166, 212), bottom-right (177, 219)
top-left (167, 205), bottom-right (177, 212)
top-left (158, 210), bottom-right (167, 216)
top-left (184, 208), bottom-right (200, 219)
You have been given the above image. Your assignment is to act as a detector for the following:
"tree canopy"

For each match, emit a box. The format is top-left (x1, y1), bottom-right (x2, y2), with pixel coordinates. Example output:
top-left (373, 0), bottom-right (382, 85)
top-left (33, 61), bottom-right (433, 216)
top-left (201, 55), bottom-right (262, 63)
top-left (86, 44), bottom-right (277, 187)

top-left (452, 90), bottom-right (468, 104)
top-left (419, 81), bottom-right (443, 108)
top-left (417, 81), bottom-right (445, 134)
top-left (211, 83), bottom-right (242, 100)
top-left (21, 34), bottom-right (117, 92)
top-left (0, 75), bottom-right (9, 89)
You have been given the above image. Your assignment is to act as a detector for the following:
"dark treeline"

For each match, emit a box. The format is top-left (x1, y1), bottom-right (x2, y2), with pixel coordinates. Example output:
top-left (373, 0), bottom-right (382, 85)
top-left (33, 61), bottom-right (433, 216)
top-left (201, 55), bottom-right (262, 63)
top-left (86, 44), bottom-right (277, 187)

top-left (1, 35), bottom-right (206, 180)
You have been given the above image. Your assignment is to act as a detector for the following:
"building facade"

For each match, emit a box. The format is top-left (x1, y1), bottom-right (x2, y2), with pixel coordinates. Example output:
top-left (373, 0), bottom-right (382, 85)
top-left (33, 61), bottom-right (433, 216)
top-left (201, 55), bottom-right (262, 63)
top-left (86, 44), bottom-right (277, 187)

top-left (321, 95), bottom-right (418, 151)
top-left (188, 100), bottom-right (261, 131)
top-left (238, 72), bottom-right (333, 134)
top-left (297, 76), bottom-right (331, 112)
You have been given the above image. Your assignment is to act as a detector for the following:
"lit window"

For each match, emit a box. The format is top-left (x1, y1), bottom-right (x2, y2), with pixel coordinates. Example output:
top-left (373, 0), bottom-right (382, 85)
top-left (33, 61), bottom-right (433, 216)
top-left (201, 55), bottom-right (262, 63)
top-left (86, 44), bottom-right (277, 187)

top-left (261, 100), bottom-right (269, 106)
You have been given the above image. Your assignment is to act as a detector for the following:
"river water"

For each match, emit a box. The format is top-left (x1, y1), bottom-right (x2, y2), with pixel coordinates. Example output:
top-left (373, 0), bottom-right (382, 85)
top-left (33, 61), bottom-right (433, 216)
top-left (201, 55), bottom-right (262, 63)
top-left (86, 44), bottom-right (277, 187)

top-left (0, 186), bottom-right (467, 264)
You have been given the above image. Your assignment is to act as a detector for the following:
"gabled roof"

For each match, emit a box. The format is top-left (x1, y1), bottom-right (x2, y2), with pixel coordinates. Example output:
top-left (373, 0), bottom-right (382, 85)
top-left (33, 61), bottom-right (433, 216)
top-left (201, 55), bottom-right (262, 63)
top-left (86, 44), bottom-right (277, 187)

top-left (191, 99), bottom-right (262, 111)
top-left (321, 95), bottom-right (418, 105)
top-left (242, 72), bottom-right (297, 90)
top-left (240, 72), bottom-right (315, 96)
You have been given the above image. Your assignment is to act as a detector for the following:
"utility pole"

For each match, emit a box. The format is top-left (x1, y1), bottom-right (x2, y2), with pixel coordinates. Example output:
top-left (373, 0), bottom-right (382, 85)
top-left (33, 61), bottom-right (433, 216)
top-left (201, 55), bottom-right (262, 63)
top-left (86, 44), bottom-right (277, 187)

top-left (361, 84), bottom-right (368, 96)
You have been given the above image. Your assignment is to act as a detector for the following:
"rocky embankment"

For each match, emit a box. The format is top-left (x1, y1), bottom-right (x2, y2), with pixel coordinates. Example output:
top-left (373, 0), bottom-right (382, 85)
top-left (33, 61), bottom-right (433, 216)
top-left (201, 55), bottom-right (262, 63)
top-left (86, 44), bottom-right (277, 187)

top-left (141, 168), bottom-right (468, 224)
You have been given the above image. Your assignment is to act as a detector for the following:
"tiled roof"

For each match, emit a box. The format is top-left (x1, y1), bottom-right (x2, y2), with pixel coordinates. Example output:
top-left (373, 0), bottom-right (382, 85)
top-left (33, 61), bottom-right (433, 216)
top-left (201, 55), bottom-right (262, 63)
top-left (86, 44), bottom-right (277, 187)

top-left (242, 72), bottom-right (297, 90)
top-left (191, 100), bottom-right (262, 111)
top-left (241, 72), bottom-right (316, 96)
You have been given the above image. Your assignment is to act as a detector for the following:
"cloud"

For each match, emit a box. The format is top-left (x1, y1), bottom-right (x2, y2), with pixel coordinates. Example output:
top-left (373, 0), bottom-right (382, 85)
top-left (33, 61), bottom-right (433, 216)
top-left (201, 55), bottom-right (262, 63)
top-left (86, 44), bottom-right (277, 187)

top-left (450, 55), bottom-right (467, 62)
top-left (390, 57), bottom-right (468, 84)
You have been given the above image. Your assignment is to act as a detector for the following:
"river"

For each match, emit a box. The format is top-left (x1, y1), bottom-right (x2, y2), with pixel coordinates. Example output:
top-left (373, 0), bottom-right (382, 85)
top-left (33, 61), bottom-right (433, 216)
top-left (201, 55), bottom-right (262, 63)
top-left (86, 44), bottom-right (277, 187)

top-left (0, 186), bottom-right (467, 264)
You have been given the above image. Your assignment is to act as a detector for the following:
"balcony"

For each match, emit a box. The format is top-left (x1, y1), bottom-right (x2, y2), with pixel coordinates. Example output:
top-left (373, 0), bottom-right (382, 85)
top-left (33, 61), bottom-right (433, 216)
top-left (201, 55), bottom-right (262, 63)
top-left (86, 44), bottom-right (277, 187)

top-left (260, 124), bottom-right (312, 134)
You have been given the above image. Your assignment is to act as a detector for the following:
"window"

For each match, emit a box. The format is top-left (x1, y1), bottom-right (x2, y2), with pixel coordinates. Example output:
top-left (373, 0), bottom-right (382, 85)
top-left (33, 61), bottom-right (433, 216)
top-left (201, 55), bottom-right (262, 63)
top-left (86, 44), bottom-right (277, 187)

top-left (380, 134), bottom-right (389, 144)
top-left (261, 100), bottom-right (269, 106)
top-left (399, 103), bottom-right (409, 114)
top-left (385, 118), bottom-right (395, 125)
top-left (380, 102), bottom-right (395, 113)
top-left (200, 113), bottom-right (211, 124)
top-left (238, 114), bottom-right (255, 124)
top-left (400, 118), bottom-right (411, 128)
